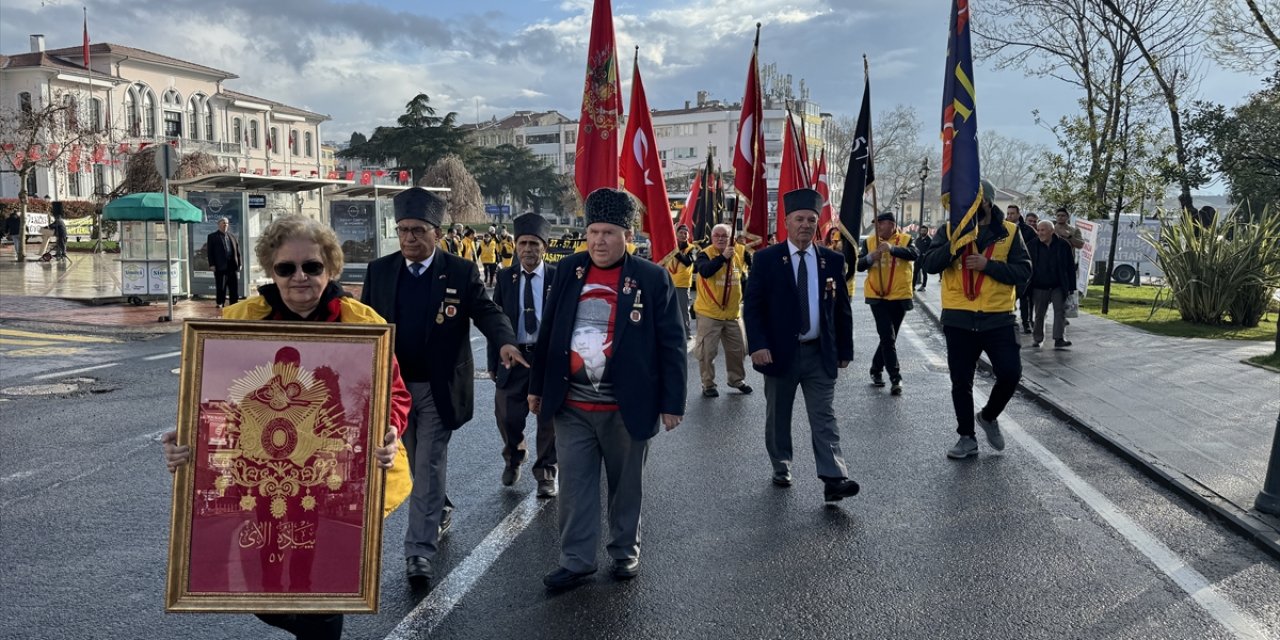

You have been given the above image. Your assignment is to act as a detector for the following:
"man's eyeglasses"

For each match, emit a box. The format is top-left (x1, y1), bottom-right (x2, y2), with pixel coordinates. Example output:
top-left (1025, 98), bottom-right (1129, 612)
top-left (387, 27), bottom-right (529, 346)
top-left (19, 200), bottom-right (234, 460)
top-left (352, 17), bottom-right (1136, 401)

top-left (273, 261), bottom-right (325, 278)
top-left (396, 226), bottom-right (431, 239)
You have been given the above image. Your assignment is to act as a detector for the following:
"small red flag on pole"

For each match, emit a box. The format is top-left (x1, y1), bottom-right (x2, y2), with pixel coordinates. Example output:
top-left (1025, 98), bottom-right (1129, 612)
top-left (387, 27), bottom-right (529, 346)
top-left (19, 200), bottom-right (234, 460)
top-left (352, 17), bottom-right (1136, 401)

top-left (620, 48), bottom-right (677, 264)
top-left (732, 24), bottom-right (768, 247)
top-left (82, 10), bottom-right (90, 67)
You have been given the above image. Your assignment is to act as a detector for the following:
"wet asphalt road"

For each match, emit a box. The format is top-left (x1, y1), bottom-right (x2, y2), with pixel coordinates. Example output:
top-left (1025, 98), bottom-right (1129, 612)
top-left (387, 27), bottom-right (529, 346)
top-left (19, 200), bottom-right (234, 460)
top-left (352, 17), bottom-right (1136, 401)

top-left (2, 294), bottom-right (1278, 640)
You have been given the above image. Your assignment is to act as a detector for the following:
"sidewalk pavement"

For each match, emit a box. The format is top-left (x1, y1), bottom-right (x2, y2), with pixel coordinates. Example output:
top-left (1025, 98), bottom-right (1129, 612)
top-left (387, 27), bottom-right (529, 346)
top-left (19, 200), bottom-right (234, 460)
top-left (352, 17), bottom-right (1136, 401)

top-left (913, 282), bottom-right (1280, 558)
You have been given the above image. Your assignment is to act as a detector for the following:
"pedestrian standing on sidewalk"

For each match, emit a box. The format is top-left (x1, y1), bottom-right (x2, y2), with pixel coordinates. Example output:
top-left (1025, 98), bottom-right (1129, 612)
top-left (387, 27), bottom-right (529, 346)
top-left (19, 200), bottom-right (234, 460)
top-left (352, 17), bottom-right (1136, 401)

top-left (1005, 205), bottom-right (1036, 334)
top-left (919, 179), bottom-right (1031, 460)
top-left (694, 223), bottom-right (752, 398)
top-left (207, 217), bottom-right (242, 308)
top-left (528, 187), bottom-right (686, 590)
top-left (856, 212), bottom-right (918, 395)
top-left (3, 212), bottom-right (20, 250)
top-left (361, 187), bottom-right (527, 589)
top-left (1028, 220), bottom-right (1075, 350)
top-left (913, 224), bottom-right (932, 291)
top-left (667, 224), bottom-right (697, 340)
top-left (488, 213), bottom-right (559, 497)
top-left (743, 188), bottom-right (860, 502)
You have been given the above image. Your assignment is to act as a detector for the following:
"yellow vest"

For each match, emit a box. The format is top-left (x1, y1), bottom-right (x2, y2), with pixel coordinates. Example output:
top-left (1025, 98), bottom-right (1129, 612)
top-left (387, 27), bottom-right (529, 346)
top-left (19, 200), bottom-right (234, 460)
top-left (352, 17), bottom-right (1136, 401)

top-left (667, 245), bottom-right (696, 288)
top-left (940, 221), bottom-right (1018, 313)
top-left (458, 238), bottom-right (476, 261)
top-left (480, 239), bottom-right (498, 263)
top-left (221, 296), bottom-right (412, 519)
top-left (693, 245), bottom-right (746, 320)
top-left (500, 238), bottom-right (515, 267)
top-left (862, 232), bottom-right (914, 301)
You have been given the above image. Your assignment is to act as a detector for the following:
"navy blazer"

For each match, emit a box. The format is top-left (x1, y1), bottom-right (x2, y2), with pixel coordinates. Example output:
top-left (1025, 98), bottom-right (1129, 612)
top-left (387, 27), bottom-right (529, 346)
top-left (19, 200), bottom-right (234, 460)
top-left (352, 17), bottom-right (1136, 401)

top-left (742, 242), bottom-right (854, 379)
top-left (206, 230), bottom-right (241, 271)
top-left (361, 249), bottom-right (516, 430)
top-left (487, 261), bottom-right (556, 387)
top-left (529, 252), bottom-right (687, 441)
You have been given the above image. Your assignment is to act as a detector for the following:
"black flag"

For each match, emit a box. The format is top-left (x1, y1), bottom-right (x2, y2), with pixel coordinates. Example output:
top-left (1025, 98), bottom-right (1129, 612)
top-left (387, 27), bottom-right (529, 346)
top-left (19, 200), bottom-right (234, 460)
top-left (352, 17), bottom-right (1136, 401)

top-left (691, 151), bottom-right (717, 246)
top-left (837, 72), bottom-right (874, 277)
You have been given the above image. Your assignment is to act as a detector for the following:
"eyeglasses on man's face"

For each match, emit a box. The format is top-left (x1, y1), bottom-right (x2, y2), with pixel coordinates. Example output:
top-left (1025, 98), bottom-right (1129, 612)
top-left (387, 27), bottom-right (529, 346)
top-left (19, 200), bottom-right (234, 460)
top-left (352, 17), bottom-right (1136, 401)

top-left (396, 225), bottom-right (431, 239)
top-left (273, 260), bottom-right (325, 278)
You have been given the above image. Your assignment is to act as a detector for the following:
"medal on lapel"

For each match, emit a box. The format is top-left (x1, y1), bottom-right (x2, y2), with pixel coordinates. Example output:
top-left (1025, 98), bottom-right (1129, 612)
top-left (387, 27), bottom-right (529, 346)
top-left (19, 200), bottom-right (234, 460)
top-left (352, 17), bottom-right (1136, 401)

top-left (622, 276), bottom-right (634, 295)
top-left (629, 289), bottom-right (643, 323)
top-left (825, 277), bottom-right (836, 299)
top-left (436, 302), bottom-right (445, 324)
top-left (575, 266), bottom-right (584, 280)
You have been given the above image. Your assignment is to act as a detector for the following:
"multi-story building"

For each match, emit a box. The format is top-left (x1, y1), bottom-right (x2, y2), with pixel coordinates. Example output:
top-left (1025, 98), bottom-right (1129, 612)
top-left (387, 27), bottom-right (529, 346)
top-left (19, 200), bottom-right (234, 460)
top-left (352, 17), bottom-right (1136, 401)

top-left (462, 110), bottom-right (576, 175)
top-left (0, 35), bottom-right (328, 204)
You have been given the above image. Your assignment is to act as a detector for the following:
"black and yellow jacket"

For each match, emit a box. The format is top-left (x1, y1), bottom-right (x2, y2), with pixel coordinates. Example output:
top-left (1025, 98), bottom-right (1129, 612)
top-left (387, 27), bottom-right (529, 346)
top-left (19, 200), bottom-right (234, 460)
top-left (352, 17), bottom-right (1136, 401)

top-left (856, 231), bottom-right (918, 307)
top-left (919, 206), bottom-right (1032, 332)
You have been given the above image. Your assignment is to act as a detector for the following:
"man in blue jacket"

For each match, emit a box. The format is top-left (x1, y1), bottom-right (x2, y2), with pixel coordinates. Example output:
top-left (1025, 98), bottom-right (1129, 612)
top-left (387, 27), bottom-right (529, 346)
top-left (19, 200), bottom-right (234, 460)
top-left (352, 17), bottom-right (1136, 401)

top-left (743, 188), bottom-right (860, 503)
top-left (529, 188), bottom-right (687, 590)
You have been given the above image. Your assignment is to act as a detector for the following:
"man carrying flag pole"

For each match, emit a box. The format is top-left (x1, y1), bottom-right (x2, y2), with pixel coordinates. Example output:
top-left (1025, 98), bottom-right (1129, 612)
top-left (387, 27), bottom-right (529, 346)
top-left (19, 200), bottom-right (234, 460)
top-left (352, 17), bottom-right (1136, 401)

top-left (919, 0), bottom-right (1031, 461)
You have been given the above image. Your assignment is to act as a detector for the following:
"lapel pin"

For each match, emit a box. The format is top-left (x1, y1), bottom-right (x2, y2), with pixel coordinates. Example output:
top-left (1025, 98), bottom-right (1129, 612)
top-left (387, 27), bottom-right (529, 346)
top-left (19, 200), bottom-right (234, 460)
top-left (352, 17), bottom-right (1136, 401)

top-left (575, 266), bottom-right (584, 280)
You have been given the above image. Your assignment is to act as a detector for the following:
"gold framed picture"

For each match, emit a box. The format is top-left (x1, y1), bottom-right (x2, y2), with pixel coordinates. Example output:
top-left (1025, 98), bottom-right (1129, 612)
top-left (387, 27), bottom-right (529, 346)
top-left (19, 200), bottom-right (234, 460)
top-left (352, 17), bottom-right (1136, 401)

top-left (166, 319), bottom-right (393, 613)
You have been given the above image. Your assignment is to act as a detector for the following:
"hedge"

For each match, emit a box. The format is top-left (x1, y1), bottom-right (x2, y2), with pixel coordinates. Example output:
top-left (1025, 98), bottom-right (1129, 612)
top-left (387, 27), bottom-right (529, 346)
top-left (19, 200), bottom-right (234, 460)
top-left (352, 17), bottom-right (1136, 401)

top-left (0, 198), bottom-right (98, 218)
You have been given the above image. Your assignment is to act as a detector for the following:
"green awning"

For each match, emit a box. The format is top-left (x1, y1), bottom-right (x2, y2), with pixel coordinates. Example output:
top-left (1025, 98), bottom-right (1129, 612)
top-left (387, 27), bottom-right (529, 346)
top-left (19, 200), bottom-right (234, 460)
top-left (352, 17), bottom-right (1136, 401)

top-left (102, 192), bottom-right (204, 223)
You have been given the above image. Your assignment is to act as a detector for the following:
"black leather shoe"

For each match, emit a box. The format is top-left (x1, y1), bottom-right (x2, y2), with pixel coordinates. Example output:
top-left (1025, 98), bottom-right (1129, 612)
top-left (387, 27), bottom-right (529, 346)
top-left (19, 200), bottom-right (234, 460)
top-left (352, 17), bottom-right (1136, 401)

top-left (870, 372), bottom-right (885, 387)
top-left (542, 566), bottom-right (596, 590)
top-left (732, 383), bottom-right (753, 395)
top-left (823, 479), bottom-right (861, 502)
top-left (405, 556), bottom-right (432, 583)
top-left (438, 507), bottom-right (453, 538)
top-left (772, 471), bottom-right (793, 487)
top-left (502, 465), bottom-right (520, 487)
top-left (612, 558), bottom-right (640, 580)
top-left (702, 387), bottom-right (719, 398)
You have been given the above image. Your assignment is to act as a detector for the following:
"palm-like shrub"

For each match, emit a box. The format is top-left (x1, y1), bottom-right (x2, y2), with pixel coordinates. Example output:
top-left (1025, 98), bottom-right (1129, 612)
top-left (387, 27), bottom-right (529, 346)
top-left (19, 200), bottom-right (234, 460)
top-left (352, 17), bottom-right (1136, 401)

top-left (1148, 205), bottom-right (1280, 327)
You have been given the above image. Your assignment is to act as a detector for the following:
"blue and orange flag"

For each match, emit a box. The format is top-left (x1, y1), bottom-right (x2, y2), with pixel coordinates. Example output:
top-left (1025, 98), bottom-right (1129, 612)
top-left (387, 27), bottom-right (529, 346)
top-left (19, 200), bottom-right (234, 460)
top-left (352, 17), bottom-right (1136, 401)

top-left (940, 0), bottom-right (982, 254)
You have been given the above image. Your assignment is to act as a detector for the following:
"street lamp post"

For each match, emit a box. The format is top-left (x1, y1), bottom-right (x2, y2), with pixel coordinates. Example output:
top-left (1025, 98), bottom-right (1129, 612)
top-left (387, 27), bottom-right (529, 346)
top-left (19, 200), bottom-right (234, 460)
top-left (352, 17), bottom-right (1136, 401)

top-left (917, 157), bottom-right (929, 231)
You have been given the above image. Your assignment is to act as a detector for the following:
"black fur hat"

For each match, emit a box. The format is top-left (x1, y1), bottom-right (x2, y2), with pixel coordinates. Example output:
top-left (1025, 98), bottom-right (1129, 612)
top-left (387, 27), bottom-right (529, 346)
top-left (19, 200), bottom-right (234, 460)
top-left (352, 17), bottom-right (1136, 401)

top-left (393, 187), bottom-right (447, 227)
top-left (512, 212), bottom-right (550, 244)
top-left (583, 188), bottom-right (637, 229)
top-left (782, 188), bottom-right (824, 215)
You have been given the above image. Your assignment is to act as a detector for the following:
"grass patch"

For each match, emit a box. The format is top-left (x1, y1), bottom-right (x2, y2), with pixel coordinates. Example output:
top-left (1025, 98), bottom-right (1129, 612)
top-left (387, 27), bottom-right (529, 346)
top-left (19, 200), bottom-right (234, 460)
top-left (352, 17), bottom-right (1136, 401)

top-left (1080, 284), bottom-right (1276, 341)
top-left (1248, 351), bottom-right (1280, 369)
top-left (67, 241), bottom-right (119, 251)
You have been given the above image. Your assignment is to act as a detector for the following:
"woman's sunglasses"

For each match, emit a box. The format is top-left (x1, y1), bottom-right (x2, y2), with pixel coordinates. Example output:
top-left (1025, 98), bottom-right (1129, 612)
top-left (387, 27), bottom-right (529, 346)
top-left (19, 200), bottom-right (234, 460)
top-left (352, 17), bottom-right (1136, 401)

top-left (273, 261), bottom-right (325, 278)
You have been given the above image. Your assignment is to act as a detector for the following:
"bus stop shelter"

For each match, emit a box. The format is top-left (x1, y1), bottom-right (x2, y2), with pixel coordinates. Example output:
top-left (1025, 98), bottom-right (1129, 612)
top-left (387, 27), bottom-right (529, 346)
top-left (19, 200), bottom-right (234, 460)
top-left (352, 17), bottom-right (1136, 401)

top-left (326, 184), bottom-right (449, 284)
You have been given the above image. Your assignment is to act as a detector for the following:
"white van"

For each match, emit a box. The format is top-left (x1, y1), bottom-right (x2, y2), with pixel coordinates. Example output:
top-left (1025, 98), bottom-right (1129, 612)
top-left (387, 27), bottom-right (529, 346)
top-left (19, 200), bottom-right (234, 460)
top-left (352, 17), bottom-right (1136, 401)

top-left (1091, 214), bottom-right (1164, 283)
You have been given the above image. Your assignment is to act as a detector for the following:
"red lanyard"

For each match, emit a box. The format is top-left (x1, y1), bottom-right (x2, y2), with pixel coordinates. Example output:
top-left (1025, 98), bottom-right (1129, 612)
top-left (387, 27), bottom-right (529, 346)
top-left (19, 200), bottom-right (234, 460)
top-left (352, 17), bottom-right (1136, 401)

top-left (869, 235), bottom-right (900, 297)
top-left (963, 242), bottom-right (997, 301)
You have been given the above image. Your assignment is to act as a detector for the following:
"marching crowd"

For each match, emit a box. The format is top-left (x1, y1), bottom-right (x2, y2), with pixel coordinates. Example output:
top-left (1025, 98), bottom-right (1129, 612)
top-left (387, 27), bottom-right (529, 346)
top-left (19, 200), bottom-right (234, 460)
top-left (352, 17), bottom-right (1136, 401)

top-left (160, 181), bottom-right (1085, 639)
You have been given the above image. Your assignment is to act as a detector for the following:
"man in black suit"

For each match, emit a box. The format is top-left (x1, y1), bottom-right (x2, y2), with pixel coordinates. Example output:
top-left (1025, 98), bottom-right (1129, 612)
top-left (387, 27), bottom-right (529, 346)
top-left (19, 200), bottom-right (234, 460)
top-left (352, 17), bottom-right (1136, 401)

top-left (529, 188), bottom-right (686, 590)
top-left (488, 213), bottom-right (558, 497)
top-left (206, 217), bottom-right (241, 307)
top-left (361, 187), bottom-right (527, 587)
top-left (742, 188), bottom-right (860, 503)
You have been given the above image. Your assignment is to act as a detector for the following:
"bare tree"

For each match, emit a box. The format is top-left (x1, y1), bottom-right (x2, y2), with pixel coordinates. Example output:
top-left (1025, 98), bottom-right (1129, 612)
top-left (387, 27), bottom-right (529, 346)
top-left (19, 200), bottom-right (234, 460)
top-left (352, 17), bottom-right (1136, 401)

top-left (978, 131), bottom-right (1049, 193)
top-left (1208, 0), bottom-right (1280, 70)
top-left (116, 147), bottom-right (219, 195)
top-left (420, 154), bottom-right (485, 224)
top-left (869, 105), bottom-right (929, 216)
top-left (0, 89), bottom-right (101, 260)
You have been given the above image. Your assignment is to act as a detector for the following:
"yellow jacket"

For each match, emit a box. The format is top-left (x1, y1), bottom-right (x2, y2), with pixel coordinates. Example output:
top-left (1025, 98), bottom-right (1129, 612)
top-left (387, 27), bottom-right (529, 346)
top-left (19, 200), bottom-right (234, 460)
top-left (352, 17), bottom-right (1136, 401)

top-left (940, 221), bottom-right (1019, 313)
top-left (500, 237), bottom-right (515, 267)
top-left (862, 232), bottom-right (915, 301)
top-left (693, 244), bottom-right (747, 320)
top-left (667, 244), bottom-right (696, 288)
top-left (221, 295), bottom-right (412, 518)
top-left (480, 239), bottom-right (499, 263)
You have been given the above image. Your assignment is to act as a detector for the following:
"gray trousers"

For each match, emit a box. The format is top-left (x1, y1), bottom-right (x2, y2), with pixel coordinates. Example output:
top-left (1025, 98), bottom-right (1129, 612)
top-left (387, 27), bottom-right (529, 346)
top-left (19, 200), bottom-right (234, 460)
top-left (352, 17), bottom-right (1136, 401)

top-left (403, 381), bottom-right (453, 559)
top-left (763, 342), bottom-right (849, 480)
top-left (675, 288), bottom-right (692, 339)
top-left (554, 405), bottom-right (650, 573)
top-left (1032, 287), bottom-right (1067, 343)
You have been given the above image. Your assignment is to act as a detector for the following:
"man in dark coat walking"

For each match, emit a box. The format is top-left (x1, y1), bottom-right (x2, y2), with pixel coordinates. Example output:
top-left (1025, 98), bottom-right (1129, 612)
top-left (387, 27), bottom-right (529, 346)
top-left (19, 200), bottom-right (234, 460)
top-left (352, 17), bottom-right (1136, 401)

top-left (488, 213), bottom-right (558, 497)
top-left (529, 188), bottom-right (686, 590)
top-left (206, 217), bottom-right (241, 307)
top-left (1028, 220), bottom-right (1076, 349)
top-left (361, 187), bottom-right (526, 588)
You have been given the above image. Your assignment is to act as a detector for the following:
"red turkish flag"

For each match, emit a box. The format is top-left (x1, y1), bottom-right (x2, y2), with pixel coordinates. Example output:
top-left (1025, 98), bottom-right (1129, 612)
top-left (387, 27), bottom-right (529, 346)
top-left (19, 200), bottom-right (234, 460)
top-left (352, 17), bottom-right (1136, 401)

top-left (398, 170), bottom-right (409, 184)
top-left (345, 171), bottom-right (355, 181)
top-left (679, 170), bottom-right (702, 230)
top-left (327, 171), bottom-right (339, 180)
top-left (620, 54), bottom-right (676, 263)
top-left (732, 33), bottom-right (767, 247)
top-left (26, 146), bottom-right (41, 163)
top-left (573, 0), bottom-right (622, 201)
top-left (374, 169), bottom-right (386, 177)
top-left (68, 145), bottom-right (81, 173)
top-left (117, 143), bottom-right (131, 155)
top-left (82, 13), bottom-right (90, 67)
top-left (813, 150), bottom-right (835, 243)
top-left (360, 171), bottom-right (372, 185)
top-left (92, 144), bottom-right (106, 164)
top-left (774, 112), bottom-right (809, 244)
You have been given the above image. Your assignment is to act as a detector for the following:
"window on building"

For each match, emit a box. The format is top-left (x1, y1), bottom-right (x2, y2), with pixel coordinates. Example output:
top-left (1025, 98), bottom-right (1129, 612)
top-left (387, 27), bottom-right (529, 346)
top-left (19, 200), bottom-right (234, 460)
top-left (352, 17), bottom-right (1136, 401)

top-left (687, 147), bottom-right (696, 157)
top-left (18, 92), bottom-right (32, 114)
top-left (140, 90), bottom-right (155, 137)
top-left (124, 93), bottom-right (138, 136)
top-left (249, 120), bottom-right (259, 148)
top-left (67, 172), bottom-right (81, 198)
top-left (187, 97), bottom-right (199, 140)
top-left (526, 133), bottom-right (560, 145)
top-left (304, 132), bottom-right (313, 157)
top-left (204, 107), bottom-right (213, 141)
top-left (269, 127), bottom-right (279, 154)
top-left (232, 118), bottom-right (243, 146)
top-left (163, 111), bottom-right (182, 138)
top-left (710, 146), bottom-right (717, 157)
top-left (290, 129), bottom-right (299, 155)
top-left (93, 165), bottom-right (106, 196)
top-left (63, 95), bottom-right (79, 131)
top-left (564, 151), bottom-right (575, 165)
top-left (88, 98), bottom-right (103, 133)
top-left (708, 123), bottom-right (716, 134)
top-left (564, 130), bottom-right (576, 144)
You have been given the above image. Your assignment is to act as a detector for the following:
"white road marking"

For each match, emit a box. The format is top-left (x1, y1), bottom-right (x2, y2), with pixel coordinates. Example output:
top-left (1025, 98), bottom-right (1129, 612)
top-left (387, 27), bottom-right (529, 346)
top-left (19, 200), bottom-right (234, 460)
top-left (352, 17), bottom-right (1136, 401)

top-left (0, 429), bottom-right (168, 507)
top-left (904, 331), bottom-right (1266, 639)
top-left (899, 322), bottom-right (946, 368)
top-left (142, 351), bottom-right (182, 361)
top-left (0, 470), bottom-right (35, 483)
top-left (31, 362), bottom-right (119, 380)
top-left (384, 493), bottom-right (549, 639)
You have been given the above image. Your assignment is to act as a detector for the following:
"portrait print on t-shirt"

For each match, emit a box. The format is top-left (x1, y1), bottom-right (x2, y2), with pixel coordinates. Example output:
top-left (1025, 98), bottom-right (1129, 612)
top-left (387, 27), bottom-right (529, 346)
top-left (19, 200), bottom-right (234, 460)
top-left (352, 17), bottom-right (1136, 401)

top-left (568, 278), bottom-right (618, 404)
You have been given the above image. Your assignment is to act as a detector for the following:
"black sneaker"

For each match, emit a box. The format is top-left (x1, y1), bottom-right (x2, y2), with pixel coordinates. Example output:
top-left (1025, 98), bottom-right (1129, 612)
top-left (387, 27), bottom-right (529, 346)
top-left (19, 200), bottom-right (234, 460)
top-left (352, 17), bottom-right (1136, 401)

top-left (1054, 340), bottom-right (1073, 350)
top-left (702, 387), bottom-right (719, 398)
top-left (870, 372), bottom-right (885, 387)
top-left (1022, 323), bottom-right (1032, 334)
top-left (890, 379), bottom-right (903, 395)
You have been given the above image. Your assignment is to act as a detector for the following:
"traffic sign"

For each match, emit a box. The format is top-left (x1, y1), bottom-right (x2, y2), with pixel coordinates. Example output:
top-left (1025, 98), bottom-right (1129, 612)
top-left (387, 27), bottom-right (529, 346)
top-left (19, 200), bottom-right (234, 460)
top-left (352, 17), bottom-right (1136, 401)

top-left (154, 145), bottom-right (180, 179)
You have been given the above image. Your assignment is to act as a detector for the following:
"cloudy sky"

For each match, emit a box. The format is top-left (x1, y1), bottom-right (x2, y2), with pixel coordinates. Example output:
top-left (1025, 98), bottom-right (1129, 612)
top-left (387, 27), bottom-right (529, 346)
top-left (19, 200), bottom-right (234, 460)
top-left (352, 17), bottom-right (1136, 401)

top-left (1, 0), bottom-right (1264, 158)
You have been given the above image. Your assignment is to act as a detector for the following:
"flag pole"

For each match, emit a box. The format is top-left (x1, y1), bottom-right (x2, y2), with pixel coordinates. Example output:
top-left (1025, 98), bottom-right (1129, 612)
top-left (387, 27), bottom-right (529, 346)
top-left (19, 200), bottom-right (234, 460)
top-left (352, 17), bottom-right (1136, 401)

top-left (864, 54), bottom-right (877, 230)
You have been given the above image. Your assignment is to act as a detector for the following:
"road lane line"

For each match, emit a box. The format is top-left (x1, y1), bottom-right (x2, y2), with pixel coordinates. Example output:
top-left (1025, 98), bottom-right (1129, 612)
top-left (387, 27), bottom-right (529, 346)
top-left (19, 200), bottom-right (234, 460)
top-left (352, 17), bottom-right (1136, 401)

top-left (1, 429), bottom-right (168, 508)
top-left (142, 351), bottom-right (182, 361)
top-left (0, 328), bottom-right (118, 343)
top-left (902, 332), bottom-right (1266, 639)
top-left (0, 338), bottom-right (59, 347)
top-left (32, 362), bottom-right (119, 380)
top-left (384, 493), bottom-right (548, 639)
top-left (899, 322), bottom-right (946, 369)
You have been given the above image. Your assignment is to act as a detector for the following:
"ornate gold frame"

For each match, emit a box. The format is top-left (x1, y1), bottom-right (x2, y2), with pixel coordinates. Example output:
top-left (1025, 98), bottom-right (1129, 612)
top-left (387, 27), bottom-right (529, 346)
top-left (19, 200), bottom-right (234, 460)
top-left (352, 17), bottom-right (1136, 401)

top-left (166, 319), bottom-right (394, 613)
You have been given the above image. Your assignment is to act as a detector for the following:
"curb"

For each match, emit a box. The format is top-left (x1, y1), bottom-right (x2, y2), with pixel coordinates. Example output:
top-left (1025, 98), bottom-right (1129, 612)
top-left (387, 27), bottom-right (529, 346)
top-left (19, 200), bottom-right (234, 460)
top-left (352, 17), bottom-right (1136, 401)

top-left (914, 292), bottom-right (1280, 562)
